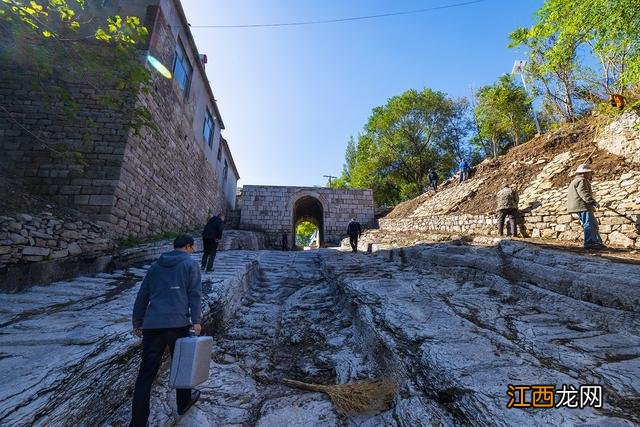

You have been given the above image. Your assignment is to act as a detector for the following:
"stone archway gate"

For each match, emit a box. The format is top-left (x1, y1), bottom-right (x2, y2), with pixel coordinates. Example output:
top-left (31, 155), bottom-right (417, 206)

top-left (238, 186), bottom-right (374, 247)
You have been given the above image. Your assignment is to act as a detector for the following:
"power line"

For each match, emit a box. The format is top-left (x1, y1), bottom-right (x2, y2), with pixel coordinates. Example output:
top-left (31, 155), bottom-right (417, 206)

top-left (189, 0), bottom-right (487, 29)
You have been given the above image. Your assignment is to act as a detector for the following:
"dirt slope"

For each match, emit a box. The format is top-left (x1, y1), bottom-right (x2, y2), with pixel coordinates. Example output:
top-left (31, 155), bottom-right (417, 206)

top-left (386, 114), bottom-right (633, 219)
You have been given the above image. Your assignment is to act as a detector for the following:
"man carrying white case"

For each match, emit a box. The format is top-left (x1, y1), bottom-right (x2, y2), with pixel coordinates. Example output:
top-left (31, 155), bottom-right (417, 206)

top-left (129, 234), bottom-right (203, 427)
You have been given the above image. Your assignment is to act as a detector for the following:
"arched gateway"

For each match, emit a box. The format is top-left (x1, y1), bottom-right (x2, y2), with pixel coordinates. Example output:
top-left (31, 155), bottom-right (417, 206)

top-left (291, 192), bottom-right (325, 247)
top-left (238, 186), bottom-right (374, 248)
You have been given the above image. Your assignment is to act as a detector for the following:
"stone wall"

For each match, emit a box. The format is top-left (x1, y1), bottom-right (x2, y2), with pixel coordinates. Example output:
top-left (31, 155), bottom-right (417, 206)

top-left (380, 111), bottom-right (640, 249)
top-left (0, 212), bottom-right (113, 265)
top-left (0, 1), bottom-right (231, 240)
top-left (105, 6), bottom-right (226, 238)
top-left (0, 214), bottom-right (267, 291)
top-left (239, 186), bottom-right (375, 246)
top-left (0, 62), bottom-right (132, 223)
top-left (0, 211), bottom-right (115, 290)
top-left (598, 110), bottom-right (640, 164)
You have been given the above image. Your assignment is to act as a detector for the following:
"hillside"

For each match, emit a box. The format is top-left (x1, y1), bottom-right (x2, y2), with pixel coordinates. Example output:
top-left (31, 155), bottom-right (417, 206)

top-left (379, 110), bottom-right (640, 249)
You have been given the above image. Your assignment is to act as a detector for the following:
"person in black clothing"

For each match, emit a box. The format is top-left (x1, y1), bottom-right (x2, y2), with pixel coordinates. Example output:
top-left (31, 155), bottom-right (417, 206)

top-left (201, 212), bottom-right (224, 272)
top-left (428, 169), bottom-right (439, 192)
top-left (281, 232), bottom-right (288, 251)
top-left (346, 217), bottom-right (362, 253)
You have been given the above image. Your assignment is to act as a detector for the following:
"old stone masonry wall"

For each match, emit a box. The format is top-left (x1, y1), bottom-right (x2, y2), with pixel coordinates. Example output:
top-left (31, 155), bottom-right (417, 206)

top-left (106, 7), bottom-right (226, 238)
top-left (0, 212), bottom-right (112, 264)
top-left (0, 4), bottom-right (227, 240)
top-left (239, 186), bottom-right (375, 246)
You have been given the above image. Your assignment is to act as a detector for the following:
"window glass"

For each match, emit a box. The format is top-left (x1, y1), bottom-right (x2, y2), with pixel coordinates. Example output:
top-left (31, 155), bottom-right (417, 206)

top-left (204, 109), bottom-right (214, 148)
top-left (172, 41), bottom-right (192, 95)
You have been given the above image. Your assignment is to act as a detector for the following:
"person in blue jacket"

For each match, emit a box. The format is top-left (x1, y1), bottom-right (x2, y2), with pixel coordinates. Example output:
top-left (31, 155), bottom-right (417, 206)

top-left (129, 234), bottom-right (202, 426)
top-left (459, 159), bottom-right (470, 183)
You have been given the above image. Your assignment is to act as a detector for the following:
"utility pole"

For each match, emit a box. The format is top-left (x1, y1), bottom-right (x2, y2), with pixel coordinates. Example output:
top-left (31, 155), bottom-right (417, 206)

top-left (323, 175), bottom-right (337, 187)
top-left (512, 60), bottom-right (542, 135)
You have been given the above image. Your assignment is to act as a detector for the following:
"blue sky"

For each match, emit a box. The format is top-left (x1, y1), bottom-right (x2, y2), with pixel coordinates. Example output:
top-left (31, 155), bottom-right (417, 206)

top-left (181, 0), bottom-right (542, 187)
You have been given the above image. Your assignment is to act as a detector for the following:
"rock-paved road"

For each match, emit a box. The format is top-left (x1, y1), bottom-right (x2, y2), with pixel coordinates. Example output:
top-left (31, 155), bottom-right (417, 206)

top-left (1, 241), bottom-right (638, 426)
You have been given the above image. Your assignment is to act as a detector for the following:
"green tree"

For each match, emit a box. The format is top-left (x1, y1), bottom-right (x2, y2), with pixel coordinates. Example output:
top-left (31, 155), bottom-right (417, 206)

top-left (295, 220), bottom-right (317, 247)
top-left (509, 0), bottom-right (640, 121)
top-left (474, 74), bottom-right (536, 157)
top-left (342, 88), bottom-right (470, 205)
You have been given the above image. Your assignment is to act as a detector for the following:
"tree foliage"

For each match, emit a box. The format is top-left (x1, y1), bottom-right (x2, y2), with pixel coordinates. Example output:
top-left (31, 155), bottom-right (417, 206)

top-left (339, 88), bottom-right (471, 206)
top-left (509, 0), bottom-right (640, 122)
top-left (474, 74), bottom-right (536, 157)
top-left (295, 220), bottom-right (317, 247)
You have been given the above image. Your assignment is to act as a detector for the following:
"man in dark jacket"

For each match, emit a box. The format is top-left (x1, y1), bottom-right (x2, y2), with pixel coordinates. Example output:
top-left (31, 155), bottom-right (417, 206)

top-left (346, 217), bottom-right (362, 253)
top-left (130, 234), bottom-right (202, 426)
top-left (428, 169), bottom-right (439, 192)
top-left (201, 213), bottom-right (224, 272)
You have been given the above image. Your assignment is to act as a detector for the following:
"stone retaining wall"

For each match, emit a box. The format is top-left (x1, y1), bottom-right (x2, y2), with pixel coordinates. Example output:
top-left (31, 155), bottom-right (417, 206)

top-left (381, 111), bottom-right (640, 249)
top-left (380, 206), bottom-right (640, 249)
top-left (0, 215), bottom-right (267, 291)
top-left (0, 211), bottom-right (114, 269)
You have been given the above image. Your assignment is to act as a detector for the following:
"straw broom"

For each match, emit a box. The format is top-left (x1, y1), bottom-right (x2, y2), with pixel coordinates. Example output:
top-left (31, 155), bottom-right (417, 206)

top-left (282, 378), bottom-right (395, 415)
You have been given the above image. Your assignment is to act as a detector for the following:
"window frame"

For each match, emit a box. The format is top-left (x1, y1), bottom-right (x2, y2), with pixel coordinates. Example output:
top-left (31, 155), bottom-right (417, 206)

top-left (172, 39), bottom-right (193, 96)
top-left (203, 108), bottom-right (215, 148)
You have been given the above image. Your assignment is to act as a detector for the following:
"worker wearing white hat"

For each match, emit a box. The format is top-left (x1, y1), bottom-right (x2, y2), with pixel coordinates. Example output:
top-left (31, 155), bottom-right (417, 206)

top-left (567, 164), bottom-right (605, 249)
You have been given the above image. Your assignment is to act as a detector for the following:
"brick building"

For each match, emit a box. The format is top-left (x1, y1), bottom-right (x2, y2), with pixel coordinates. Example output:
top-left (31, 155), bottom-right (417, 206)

top-left (0, 0), bottom-right (239, 238)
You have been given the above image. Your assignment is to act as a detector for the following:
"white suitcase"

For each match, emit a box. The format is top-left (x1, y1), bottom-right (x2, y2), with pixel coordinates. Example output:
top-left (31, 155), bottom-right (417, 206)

top-left (169, 336), bottom-right (213, 388)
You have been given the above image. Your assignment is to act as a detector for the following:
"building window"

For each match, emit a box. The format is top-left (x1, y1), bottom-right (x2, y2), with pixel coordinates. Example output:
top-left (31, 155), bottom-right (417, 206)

top-left (172, 41), bottom-right (192, 95)
top-left (203, 109), bottom-right (215, 148)
top-left (217, 143), bottom-right (222, 160)
top-left (223, 159), bottom-right (228, 181)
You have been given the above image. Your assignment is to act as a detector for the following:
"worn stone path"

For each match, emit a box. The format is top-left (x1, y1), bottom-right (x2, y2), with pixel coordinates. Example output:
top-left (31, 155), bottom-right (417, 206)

top-left (1, 241), bottom-right (638, 426)
top-left (0, 251), bottom-right (259, 426)
top-left (126, 251), bottom-right (454, 426)
top-left (322, 243), bottom-right (640, 425)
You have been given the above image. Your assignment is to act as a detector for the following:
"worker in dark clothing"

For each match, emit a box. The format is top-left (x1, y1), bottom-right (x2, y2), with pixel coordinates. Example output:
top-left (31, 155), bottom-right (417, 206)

top-left (201, 212), bottom-right (224, 272)
top-left (346, 217), bottom-right (362, 253)
top-left (281, 232), bottom-right (288, 251)
top-left (496, 184), bottom-right (519, 237)
top-left (428, 169), bottom-right (439, 192)
top-left (130, 234), bottom-right (202, 426)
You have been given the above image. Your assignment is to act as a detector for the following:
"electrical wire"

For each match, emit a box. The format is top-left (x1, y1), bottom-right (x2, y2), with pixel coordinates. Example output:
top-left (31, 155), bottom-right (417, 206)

top-left (189, 0), bottom-right (487, 29)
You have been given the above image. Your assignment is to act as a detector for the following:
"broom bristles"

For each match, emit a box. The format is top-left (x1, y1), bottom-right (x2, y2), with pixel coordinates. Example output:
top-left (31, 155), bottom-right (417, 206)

top-left (282, 378), bottom-right (395, 415)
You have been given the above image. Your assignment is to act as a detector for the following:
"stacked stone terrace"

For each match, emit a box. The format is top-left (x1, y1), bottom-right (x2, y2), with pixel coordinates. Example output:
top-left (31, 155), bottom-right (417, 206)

top-left (380, 111), bottom-right (640, 249)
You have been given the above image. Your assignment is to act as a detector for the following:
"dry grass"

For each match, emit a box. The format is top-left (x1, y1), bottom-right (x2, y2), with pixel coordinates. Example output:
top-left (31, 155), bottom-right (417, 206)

top-left (282, 378), bottom-right (395, 415)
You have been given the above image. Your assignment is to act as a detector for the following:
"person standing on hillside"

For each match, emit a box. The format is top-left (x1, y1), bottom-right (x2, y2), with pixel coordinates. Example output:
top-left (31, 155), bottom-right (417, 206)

top-left (428, 168), bottom-right (439, 192)
top-left (346, 217), bottom-right (362, 253)
top-left (459, 159), bottom-right (470, 183)
top-left (567, 164), bottom-right (605, 249)
top-left (201, 212), bottom-right (224, 272)
top-left (496, 184), bottom-right (519, 237)
top-left (130, 234), bottom-right (202, 426)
